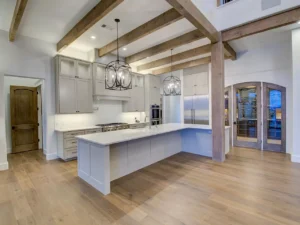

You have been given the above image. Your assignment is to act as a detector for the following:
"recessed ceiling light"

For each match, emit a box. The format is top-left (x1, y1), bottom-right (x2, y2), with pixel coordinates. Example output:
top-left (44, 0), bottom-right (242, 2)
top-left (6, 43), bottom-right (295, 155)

top-left (91, 36), bottom-right (96, 40)
top-left (123, 47), bottom-right (127, 51)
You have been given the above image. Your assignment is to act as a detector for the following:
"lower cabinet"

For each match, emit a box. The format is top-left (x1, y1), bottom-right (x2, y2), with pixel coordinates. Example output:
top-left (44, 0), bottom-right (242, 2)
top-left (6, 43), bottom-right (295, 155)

top-left (57, 128), bottom-right (102, 161)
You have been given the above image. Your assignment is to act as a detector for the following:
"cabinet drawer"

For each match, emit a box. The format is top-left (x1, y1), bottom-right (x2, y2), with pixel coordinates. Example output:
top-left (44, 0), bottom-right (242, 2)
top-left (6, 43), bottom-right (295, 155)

top-left (130, 124), bottom-right (147, 129)
top-left (64, 138), bottom-right (77, 149)
top-left (65, 148), bottom-right (77, 159)
top-left (85, 129), bottom-right (102, 134)
top-left (63, 130), bottom-right (85, 139)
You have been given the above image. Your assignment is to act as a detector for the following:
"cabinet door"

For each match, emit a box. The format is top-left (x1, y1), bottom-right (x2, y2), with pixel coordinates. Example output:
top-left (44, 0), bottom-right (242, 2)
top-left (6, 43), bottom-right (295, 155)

top-left (135, 87), bottom-right (145, 112)
top-left (59, 77), bottom-right (77, 113)
top-left (150, 87), bottom-right (161, 105)
top-left (94, 80), bottom-right (106, 96)
top-left (77, 61), bottom-right (92, 80)
top-left (76, 79), bottom-right (93, 113)
top-left (183, 74), bottom-right (195, 96)
top-left (93, 64), bottom-right (106, 81)
top-left (195, 72), bottom-right (209, 95)
top-left (59, 57), bottom-right (76, 78)
top-left (151, 75), bottom-right (161, 88)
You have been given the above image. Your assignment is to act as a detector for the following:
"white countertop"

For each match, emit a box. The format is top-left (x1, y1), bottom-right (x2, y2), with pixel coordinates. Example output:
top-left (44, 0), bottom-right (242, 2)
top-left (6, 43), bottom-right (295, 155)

top-left (55, 126), bottom-right (101, 132)
top-left (76, 123), bottom-right (230, 146)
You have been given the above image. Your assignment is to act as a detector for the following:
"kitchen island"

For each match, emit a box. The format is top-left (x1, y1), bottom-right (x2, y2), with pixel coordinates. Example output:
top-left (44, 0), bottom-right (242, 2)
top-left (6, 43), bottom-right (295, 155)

top-left (76, 123), bottom-right (230, 195)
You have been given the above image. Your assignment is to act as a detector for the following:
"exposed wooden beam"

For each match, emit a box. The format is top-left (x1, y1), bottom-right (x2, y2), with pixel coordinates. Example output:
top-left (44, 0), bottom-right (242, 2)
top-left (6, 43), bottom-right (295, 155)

top-left (98, 8), bottom-right (183, 57)
top-left (152, 56), bottom-right (211, 75)
top-left (165, 0), bottom-right (218, 43)
top-left (137, 44), bottom-right (211, 72)
top-left (9, 0), bottom-right (28, 42)
top-left (211, 35), bottom-right (225, 162)
top-left (222, 6), bottom-right (300, 42)
top-left (126, 30), bottom-right (204, 64)
top-left (223, 42), bottom-right (236, 60)
top-left (165, 0), bottom-right (236, 59)
top-left (57, 0), bottom-right (124, 52)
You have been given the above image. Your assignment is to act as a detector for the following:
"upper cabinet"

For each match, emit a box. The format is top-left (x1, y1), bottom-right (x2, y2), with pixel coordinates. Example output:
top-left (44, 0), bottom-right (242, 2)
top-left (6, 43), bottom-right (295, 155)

top-left (183, 72), bottom-right (208, 96)
top-left (55, 55), bottom-right (93, 114)
top-left (77, 60), bottom-right (92, 80)
top-left (149, 75), bottom-right (161, 106)
top-left (123, 73), bottom-right (145, 112)
top-left (92, 63), bottom-right (130, 100)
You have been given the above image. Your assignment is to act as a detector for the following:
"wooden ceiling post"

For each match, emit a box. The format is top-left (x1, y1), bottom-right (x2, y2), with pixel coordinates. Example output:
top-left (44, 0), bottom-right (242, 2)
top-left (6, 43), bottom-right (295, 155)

top-left (211, 33), bottom-right (225, 162)
top-left (9, 0), bottom-right (28, 42)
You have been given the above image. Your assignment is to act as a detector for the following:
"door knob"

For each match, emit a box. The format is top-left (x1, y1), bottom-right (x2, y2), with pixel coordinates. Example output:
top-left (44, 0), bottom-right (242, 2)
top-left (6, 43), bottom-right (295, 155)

top-left (233, 122), bottom-right (237, 125)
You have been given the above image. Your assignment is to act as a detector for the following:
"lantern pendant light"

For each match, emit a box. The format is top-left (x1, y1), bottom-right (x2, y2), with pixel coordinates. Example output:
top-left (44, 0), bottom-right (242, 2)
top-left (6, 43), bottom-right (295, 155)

top-left (163, 49), bottom-right (181, 96)
top-left (105, 19), bottom-right (132, 91)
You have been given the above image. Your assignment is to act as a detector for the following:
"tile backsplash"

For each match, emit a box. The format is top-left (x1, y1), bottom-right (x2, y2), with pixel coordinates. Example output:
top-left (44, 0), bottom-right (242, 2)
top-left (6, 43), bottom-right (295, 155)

top-left (55, 100), bottom-right (146, 129)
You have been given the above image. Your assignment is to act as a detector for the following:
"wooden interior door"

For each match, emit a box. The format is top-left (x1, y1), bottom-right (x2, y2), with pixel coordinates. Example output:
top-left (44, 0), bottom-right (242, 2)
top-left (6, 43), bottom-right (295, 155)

top-left (233, 82), bottom-right (261, 149)
top-left (11, 86), bottom-right (39, 153)
top-left (263, 83), bottom-right (286, 153)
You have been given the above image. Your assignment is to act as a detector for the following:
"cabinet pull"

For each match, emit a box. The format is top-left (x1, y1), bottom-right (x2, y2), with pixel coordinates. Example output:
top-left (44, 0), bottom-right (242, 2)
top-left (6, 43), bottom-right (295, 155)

top-left (72, 142), bottom-right (77, 144)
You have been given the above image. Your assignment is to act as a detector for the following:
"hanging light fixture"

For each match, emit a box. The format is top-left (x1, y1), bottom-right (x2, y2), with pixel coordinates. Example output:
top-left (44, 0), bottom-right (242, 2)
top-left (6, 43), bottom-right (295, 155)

top-left (163, 49), bottom-right (181, 96)
top-left (105, 19), bottom-right (132, 91)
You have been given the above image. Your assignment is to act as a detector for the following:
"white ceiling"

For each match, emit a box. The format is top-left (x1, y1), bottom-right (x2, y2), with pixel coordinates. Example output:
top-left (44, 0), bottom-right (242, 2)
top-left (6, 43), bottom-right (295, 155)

top-left (0, 0), bottom-right (298, 74)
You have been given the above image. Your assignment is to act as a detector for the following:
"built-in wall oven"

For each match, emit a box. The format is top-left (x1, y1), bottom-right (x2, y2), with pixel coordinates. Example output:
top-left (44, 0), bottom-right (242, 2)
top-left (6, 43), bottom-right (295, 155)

top-left (151, 104), bottom-right (162, 125)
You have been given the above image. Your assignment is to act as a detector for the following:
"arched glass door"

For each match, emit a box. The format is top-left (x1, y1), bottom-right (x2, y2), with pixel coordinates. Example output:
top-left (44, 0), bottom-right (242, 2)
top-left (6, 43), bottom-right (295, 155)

top-left (263, 83), bottom-right (286, 153)
top-left (233, 82), bottom-right (261, 149)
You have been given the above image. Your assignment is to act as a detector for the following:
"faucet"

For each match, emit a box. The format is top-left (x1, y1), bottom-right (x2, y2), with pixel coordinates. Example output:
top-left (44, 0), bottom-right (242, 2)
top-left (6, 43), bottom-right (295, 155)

top-left (135, 117), bottom-right (140, 123)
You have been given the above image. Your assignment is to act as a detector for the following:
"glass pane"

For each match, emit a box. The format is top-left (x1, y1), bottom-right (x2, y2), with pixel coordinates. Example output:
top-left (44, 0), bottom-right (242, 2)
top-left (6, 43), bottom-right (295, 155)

top-left (267, 89), bottom-right (281, 145)
top-left (225, 91), bottom-right (229, 126)
top-left (236, 87), bottom-right (257, 142)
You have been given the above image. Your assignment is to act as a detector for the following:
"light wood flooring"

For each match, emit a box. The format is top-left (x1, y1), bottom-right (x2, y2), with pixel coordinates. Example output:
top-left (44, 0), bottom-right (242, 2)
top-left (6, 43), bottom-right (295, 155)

top-left (1, 148), bottom-right (300, 225)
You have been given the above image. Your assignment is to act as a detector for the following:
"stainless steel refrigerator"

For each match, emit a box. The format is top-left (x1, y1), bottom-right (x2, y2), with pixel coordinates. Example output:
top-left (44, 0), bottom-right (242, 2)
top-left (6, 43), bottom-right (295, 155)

top-left (184, 95), bottom-right (209, 125)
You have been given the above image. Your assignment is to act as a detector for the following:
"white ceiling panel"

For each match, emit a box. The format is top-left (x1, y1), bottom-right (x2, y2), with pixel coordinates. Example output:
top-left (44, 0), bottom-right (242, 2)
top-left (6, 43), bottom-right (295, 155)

top-left (69, 0), bottom-right (172, 52)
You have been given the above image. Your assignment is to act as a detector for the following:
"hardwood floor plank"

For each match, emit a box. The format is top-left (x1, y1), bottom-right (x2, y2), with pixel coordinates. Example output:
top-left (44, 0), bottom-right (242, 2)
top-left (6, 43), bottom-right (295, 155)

top-left (1, 149), bottom-right (300, 225)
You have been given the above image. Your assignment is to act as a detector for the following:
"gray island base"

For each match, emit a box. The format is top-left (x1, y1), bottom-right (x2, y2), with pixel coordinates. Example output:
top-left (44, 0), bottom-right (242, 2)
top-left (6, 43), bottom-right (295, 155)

top-left (76, 123), bottom-right (230, 195)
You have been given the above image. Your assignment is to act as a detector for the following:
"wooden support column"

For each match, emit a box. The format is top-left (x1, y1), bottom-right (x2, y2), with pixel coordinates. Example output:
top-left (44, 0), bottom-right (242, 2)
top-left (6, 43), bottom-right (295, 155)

top-left (211, 33), bottom-right (225, 162)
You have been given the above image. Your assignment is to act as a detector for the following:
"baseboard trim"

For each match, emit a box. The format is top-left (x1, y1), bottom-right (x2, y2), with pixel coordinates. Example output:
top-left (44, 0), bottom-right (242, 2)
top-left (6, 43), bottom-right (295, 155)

top-left (7, 148), bottom-right (12, 154)
top-left (291, 154), bottom-right (300, 163)
top-left (46, 153), bottom-right (58, 161)
top-left (0, 162), bottom-right (9, 171)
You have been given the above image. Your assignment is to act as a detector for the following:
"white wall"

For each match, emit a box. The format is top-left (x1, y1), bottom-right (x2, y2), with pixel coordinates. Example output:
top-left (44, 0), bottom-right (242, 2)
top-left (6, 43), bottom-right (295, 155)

top-left (55, 100), bottom-right (146, 129)
top-left (192, 0), bottom-right (300, 30)
top-left (225, 41), bottom-right (293, 153)
top-left (292, 29), bottom-right (300, 162)
top-left (4, 76), bottom-right (42, 153)
top-left (0, 29), bottom-right (90, 165)
top-left (0, 73), bottom-right (8, 170)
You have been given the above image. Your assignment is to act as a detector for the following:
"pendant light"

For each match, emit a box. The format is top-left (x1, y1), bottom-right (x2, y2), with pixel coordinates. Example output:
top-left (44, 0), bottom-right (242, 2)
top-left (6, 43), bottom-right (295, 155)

top-left (163, 49), bottom-right (181, 96)
top-left (105, 19), bottom-right (132, 91)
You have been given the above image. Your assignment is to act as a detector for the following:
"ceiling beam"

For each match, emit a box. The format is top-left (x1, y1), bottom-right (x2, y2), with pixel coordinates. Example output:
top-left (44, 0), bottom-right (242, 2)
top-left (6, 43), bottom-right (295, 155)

top-left (165, 0), bottom-right (218, 43)
top-left (152, 55), bottom-right (231, 75)
top-left (125, 30), bottom-right (204, 64)
top-left (9, 0), bottom-right (28, 42)
top-left (152, 56), bottom-right (211, 75)
top-left (137, 44), bottom-right (212, 72)
top-left (57, 0), bottom-right (124, 52)
top-left (98, 8), bottom-right (183, 57)
top-left (222, 6), bottom-right (300, 42)
top-left (165, 0), bottom-right (236, 60)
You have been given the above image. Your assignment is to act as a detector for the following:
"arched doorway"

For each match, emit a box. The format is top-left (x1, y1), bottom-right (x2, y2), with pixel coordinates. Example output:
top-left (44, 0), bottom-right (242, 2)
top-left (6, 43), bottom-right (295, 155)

top-left (227, 82), bottom-right (286, 153)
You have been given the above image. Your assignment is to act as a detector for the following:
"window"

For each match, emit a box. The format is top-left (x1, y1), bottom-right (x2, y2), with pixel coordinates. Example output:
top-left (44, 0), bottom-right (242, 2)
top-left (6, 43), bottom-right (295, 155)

top-left (218, 0), bottom-right (234, 6)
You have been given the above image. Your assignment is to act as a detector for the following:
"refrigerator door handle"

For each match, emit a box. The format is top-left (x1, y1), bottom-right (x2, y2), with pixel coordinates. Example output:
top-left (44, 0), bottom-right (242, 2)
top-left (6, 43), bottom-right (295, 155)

top-left (193, 109), bottom-right (195, 124)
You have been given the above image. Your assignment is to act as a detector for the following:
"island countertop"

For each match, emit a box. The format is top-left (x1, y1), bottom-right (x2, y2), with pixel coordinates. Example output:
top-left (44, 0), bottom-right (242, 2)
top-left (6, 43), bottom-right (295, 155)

top-left (76, 123), bottom-right (230, 146)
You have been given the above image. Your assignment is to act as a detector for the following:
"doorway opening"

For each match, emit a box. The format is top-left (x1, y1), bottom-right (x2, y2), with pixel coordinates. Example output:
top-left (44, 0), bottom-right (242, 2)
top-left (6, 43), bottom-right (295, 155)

top-left (226, 82), bottom-right (286, 153)
top-left (4, 75), bottom-right (44, 154)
